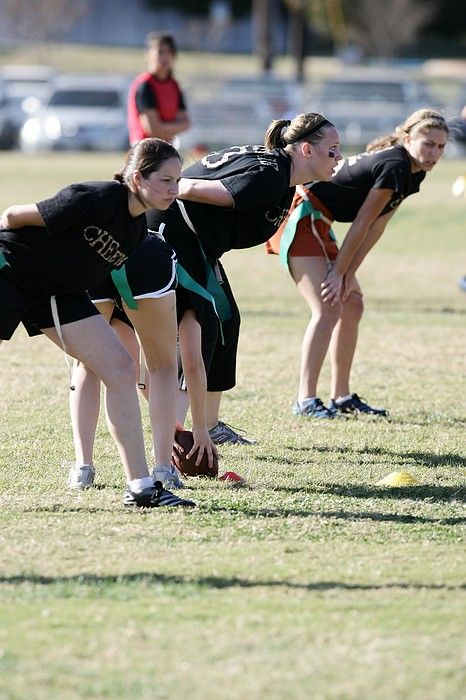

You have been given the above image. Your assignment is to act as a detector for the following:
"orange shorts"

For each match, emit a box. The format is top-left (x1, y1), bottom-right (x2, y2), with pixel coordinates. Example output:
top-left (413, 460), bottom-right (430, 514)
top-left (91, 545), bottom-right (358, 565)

top-left (266, 191), bottom-right (339, 260)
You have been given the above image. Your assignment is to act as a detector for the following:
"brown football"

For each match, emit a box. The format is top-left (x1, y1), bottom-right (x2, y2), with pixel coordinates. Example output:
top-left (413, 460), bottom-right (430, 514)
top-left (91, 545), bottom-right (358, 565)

top-left (173, 429), bottom-right (218, 478)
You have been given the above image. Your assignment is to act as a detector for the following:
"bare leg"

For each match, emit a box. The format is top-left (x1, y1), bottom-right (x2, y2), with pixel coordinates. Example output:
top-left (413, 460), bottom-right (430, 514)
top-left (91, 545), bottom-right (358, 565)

top-left (289, 256), bottom-right (341, 401)
top-left (206, 391), bottom-right (222, 430)
top-left (69, 301), bottom-right (113, 467)
top-left (125, 292), bottom-right (177, 467)
top-left (43, 315), bottom-right (149, 481)
top-left (70, 361), bottom-right (100, 465)
top-left (69, 313), bottom-right (149, 466)
top-left (112, 317), bottom-right (149, 402)
top-left (177, 388), bottom-right (190, 426)
top-left (329, 290), bottom-right (364, 400)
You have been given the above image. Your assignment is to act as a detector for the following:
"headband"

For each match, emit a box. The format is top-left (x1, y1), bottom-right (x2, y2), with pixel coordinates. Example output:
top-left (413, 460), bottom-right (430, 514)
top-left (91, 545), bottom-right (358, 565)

top-left (406, 115), bottom-right (446, 133)
top-left (286, 118), bottom-right (332, 144)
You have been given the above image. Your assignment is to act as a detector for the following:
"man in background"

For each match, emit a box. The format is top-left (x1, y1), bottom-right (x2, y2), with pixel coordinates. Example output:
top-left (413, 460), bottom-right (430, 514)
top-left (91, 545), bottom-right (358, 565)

top-left (127, 32), bottom-right (190, 146)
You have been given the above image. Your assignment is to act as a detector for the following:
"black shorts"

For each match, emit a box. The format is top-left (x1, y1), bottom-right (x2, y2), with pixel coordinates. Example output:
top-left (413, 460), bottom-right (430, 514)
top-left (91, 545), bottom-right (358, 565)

top-left (174, 258), bottom-right (241, 394)
top-left (205, 261), bottom-right (240, 393)
top-left (0, 268), bottom-right (100, 340)
top-left (152, 215), bottom-right (241, 393)
top-left (89, 235), bottom-right (177, 304)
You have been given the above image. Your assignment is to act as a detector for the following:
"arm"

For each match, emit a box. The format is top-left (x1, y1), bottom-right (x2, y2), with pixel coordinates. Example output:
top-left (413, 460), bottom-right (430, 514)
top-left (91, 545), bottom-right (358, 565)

top-left (341, 209), bottom-right (397, 302)
top-left (0, 204), bottom-right (45, 229)
top-left (177, 313), bottom-right (218, 469)
top-left (346, 208), bottom-right (397, 276)
top-left (321, 188), bottom-right (393, 305)
top-left (139, 108), bottom-right (190, 141)
top-left (177, 178), bottom-right (234, 207)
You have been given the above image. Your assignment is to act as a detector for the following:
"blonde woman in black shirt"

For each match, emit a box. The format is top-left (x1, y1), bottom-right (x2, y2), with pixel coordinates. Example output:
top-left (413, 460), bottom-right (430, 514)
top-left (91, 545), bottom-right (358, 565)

top-left (267, 109), bottom-right (449, 419)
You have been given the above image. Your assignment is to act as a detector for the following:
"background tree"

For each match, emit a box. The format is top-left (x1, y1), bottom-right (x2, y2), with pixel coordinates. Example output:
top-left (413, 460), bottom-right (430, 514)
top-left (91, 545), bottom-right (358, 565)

top-left (0, 0), bottom-right (89, 45)
top-left (282, 0), bottom-right (306, 81)
top-left (253, 0), bottom-right (277, 73)
top-left (145, 0), bottom-right (250, 17)
top-left (341, 0), bottom-right (439, 59)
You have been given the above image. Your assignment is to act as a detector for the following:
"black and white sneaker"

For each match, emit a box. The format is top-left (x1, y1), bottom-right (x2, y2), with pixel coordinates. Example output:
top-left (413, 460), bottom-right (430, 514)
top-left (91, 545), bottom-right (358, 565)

top-left (330, 393), bottom-right (389, 417)
top-left (123, 481), bottom-right (195, 508)
top-left (208, 421), bottom-right (256, 445)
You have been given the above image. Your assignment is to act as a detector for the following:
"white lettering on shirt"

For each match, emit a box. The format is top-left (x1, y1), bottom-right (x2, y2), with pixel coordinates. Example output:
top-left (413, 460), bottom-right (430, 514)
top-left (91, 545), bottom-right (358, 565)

top-left (265, 206), bottom-right (289, 227)
top-left (84, 226), bottom-right (127, 266)
top-left (201, 145), bottom-right (279, 171)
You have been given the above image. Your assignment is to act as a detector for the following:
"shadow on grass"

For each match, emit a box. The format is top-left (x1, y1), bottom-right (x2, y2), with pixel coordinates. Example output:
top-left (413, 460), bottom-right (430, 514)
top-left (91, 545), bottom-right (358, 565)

top-left (201, 503), bottom-right (465, 525)
top-left (279, 445), bottom-right (466, 469)
top-left (270, 482), bottom-right (465, 503)
top-left (0, 572), bottom-right (464, 592)
top-left (19, 503), bottom-right (465, 525)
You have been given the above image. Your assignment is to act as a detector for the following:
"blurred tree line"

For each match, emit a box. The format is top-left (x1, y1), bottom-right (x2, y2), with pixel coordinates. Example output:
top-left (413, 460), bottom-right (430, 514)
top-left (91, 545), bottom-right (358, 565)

top-left (147, 0), bottom-right (466, 74)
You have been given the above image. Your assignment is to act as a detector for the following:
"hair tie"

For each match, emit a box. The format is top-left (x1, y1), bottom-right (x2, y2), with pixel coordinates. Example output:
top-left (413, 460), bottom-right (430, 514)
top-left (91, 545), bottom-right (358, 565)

top-left (288, 118), bottom-right (331, 144)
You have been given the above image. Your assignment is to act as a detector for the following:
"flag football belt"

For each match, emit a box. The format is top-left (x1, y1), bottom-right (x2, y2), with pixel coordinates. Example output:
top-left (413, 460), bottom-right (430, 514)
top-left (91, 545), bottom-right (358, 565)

top-left (279, 185), bottom-right (336, 272)
top-left (110, 242), bottom-right (231, 323)
top-left (0, 252), bottom-right (10, 271)
top-left (175, 200), bottom-right (231, 343)
top-left (111, 265), bottom-right (149, 389)
top-left (111, 265), bottom-right (138, 310)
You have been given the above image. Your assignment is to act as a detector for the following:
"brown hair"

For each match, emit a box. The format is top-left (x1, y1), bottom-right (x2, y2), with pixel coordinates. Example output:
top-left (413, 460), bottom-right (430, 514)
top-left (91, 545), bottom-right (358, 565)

top-left (145, 32), bottom-right (177, 54)
top-left (113, 138), bottom-right (181, 186)
top-left (366, 109), bottom-right (449, 153)
top-left (264, 113), bottom-right (334, 150)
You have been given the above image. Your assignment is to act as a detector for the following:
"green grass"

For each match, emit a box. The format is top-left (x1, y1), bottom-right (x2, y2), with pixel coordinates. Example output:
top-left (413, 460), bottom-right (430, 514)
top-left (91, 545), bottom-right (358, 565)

top-left (0, 154), bottom-right (465, 699)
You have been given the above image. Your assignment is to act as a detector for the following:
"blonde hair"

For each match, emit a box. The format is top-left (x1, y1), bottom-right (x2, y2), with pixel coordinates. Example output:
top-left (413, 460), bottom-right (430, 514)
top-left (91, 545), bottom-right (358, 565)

top-left (264, 113), bottom-right (334, 151)
top-left (366, 109), bottom-right (449, 153)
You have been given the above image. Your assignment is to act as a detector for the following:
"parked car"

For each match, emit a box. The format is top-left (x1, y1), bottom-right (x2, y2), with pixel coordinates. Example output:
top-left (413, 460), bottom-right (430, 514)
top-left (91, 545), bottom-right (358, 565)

top-left (20, 75), bottom-right (130, 153)
top-left (0, 79), bottom-right (15, 148)
top-left (0, 65), bottom-right (56, 148)
top-left (312, 74), bottom-right (434, 150)
top-left (178, 76), bottom-right (304, 154)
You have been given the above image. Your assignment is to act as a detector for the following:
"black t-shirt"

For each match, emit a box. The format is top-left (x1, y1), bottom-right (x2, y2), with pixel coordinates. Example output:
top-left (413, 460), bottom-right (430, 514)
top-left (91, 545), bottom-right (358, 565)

top-left (0, 181), bottom-right (146, 295)
top-left (149, 145), bottom-right (294, 260)
top-left (310, 145), bottom-right (426, 222)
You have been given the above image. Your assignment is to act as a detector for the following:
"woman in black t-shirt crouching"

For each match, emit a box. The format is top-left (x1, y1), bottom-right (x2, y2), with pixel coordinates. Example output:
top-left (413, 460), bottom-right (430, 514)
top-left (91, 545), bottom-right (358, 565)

top-left (147, 112), bottom-right (342, 445)
top-left (0, 138), bottom-right (194, 509)
top-left (267, 109), bottom-right (449, 419)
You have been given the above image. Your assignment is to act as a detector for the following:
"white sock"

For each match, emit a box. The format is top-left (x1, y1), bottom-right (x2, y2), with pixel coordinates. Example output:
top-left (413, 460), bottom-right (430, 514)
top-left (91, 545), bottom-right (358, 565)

top-left (154, 463), bottom-right (171, 473)
top-left (298, 396), bottom-right (317, 409)
top-left (128, 476), bottom-right (154, 493)
top-left (335, 394), bottom-right (352, 405)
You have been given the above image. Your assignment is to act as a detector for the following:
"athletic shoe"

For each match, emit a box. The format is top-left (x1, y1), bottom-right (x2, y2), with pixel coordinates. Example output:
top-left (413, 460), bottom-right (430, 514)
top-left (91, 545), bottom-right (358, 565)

top-left (208, 421), bottom-right (256, 445)
top-left (67, 464), bottom-right (95, 489)
top-left (152, 463), bottom-right (184, 489)
top-left (330, 393), bottom-right (389, 417)
top-left (123, 481), bottom-right (195, 508)
top-left (292, 397), bottom-right (335, 419)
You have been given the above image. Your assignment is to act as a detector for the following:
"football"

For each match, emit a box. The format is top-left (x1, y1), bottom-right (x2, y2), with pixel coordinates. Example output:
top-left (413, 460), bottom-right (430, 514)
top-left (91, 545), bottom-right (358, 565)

top-left (173, 429), bottom-right (219, 477)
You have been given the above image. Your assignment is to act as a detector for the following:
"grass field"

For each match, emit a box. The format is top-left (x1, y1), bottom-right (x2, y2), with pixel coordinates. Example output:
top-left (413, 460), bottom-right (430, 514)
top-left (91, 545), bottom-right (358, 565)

top-left (0, 152), bottom-right (465, 700)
